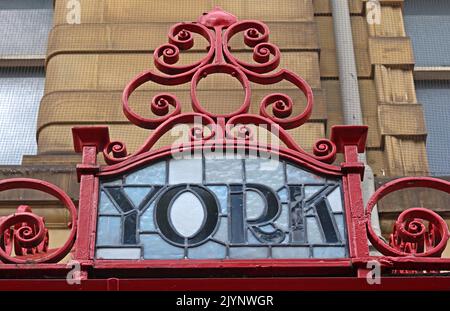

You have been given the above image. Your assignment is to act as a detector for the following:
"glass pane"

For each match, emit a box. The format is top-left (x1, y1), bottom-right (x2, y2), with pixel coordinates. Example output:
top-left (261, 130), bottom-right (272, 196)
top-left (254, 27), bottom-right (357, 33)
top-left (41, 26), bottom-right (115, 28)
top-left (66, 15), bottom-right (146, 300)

top-left (140, 234), bottom-right (184, 259)
top-left (245, 190), bottom-right (265, 220)
top-left (245, 158), bottom-right (284, 190)
top-left (286, 164), bottom-right (325, 184)
top-left (327, 187), bottom-right (343, 212)
top-left (98, 191), bottom-right (120, 215)
top-left (306, 217), bottom-right (323, 244)
top-left (335, 214), bottom-right (346, 241)
top-left (126, 161), bottom-right (166, 185)
top-left (140, 202), bottom-right (156, 232)
top-left (229, 247), bottom-right (268, 259)
top-left (105, 188), bottom-right (134, 212)
top-left (304, 186), bottom-right (323, 200)
top-left (205, 158), bottom-right (242, 183)
top-left (415, 81), bottom-right (450, 176)
top-left (0, 67), bottom-right (44, 164)
top-left (102, 179), bottom-right (122, 186)
top-left (188, 241), bottom-right (226, 259)
top-left (170, 191), bottom-right (205, 238)
top-left (97, 217), bottom-right (121, 246)
top-left (123, 212), bottom-right (137, 244)
top-left (212, 217), bottom-right (228, 242)
top-left (272, 247), bottom-right (309, 259)
top-left (0, 0), bottom-right (53, 10)
top-left (96, 248), bottom-right (141, 260)
top-left (313, 247), bottom-right (346, 259)
top-left (124, 187), bottom-right (151, 207)
top-left (315, 200), bottom-right (339, 243)
top-left (0, 9), bottom-right (52, 55)
top-left (207, 186), bottom-right (228, 213)
top-left (273, 203), bottom-right (289, 232)
top-left (404, 0), bottom-right (450, 66)
top-left (169, 158), bottom-right (202, 184)
top-left (277, 187), bottom-right (288, 203)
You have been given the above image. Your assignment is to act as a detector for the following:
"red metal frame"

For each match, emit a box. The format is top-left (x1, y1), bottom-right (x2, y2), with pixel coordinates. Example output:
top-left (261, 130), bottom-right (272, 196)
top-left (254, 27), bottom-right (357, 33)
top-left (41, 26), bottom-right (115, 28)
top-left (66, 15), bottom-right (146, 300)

top-left (1, 8), bottom-right (450, 290)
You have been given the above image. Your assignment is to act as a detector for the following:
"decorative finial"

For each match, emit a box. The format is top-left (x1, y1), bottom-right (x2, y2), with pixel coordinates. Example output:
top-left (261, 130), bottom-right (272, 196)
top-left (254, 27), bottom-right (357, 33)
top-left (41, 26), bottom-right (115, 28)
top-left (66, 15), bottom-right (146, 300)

top-left (197, 6), bottom-right (237, 28)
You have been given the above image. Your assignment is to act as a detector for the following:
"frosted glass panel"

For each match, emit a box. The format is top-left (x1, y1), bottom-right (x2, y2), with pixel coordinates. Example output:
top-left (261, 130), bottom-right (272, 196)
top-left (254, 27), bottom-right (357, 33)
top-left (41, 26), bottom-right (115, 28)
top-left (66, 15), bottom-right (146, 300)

top-left (103, 179), bottom-right (122, 186)
top-left (327, 187), bottom-right (343, 212)
top-left (274, 204), bottom-right (289, 231)
top-left (205, 158), bottom-right (242, 183)
top-left (313, 247), bottom-right (346, 259)
top-left (96, 248), bottom-right (141, 260)
top-left (287, 164), bottom-right (325, 184)
top-left (208, 186), bottom-right (228, 213)
top-left (335, 214), bottom-right (346, 241)
top-left (213, 218), bottom-right (228, 242)
top-left (272, 247), bottom-right (309, 259)
top-left (246, 190), bottom-right (265, 220)
top-left (170, 191), bottom-right (205, 238)
top-left (305, 186), bottom-right (323, 200)
top-left (140, 203), bottom-right (156, 232)
top-left (277, 188), bottom-right (288, 203)
top-left (97, 217), bottom-right (121, 245)
top-left (246, 158), bottom-right (284, 190)
top-left (141, 235), bottom-right (184, 259)
top-left (126, 161), bottom-right (166, 185)
top-left (229, 247), bottom-right (268, 259)
top-left (306, 217), bottom-right (323, 244)
top-left (169, 158), bottom-right (202, 183)
top-left (98, 191), bottom-right (120, 215)
top-left (188, 241), bottom-right (226, 259)
top-left (124, 187), bottom-right (151, 207)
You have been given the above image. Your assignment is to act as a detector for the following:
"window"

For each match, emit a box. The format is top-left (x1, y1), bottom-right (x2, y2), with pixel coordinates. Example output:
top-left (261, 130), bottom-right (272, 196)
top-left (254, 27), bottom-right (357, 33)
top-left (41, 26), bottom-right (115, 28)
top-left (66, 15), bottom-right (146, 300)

top-left (95, 156), bottom-right (347, 260)
top-left (404, 0), bottom-right (450, 176)
top-left (0, 67), bottom-right (45, 164)
top-left (415, 81), bottom-right (450, 176)
top-left (403, 0), bottom-right (450, 66)
top-left (0, 0), bottom-right (53, 164)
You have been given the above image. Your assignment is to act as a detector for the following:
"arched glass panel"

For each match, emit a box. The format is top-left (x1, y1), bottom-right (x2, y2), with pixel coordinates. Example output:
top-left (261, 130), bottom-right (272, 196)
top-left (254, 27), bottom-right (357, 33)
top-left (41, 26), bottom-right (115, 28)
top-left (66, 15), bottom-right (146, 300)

top-left (96, 156), bottom-right (347, 260)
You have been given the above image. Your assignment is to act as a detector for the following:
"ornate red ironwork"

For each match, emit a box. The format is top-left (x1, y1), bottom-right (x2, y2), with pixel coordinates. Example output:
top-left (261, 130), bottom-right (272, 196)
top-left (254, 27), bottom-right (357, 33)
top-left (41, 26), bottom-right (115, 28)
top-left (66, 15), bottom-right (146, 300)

top-left (103, 7), bottom-right (334, 165)
top-left (1, 205), bottom-right (49, 260)
top-left (0, 8), bottom-right (449, 290)
top-left (366, 177), bottom-right (450, 257)
top-left (0, 178), bottom-right (77, 264)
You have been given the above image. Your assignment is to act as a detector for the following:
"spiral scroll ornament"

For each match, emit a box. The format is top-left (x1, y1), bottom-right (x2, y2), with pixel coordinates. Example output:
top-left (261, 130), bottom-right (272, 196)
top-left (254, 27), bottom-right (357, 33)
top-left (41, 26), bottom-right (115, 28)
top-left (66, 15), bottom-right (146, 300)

top-left (1, 205), bottom-right (49, 258)
top-left (107, 7), bottom-right (338, 165)
top-left (0, 179), bottom-right (77, 264)
top-left (366, 177), bottom-right (450, 257)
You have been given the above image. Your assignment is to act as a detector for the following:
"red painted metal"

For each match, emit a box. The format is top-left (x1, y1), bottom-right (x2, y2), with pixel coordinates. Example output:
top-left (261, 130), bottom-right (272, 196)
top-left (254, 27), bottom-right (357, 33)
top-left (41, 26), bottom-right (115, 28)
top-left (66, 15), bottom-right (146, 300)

top-left (0, 8), bottom-right (449, 290)
top-left (1, 205), bottom-right (49, 259)
top-left (1, 276), bottom-right (450, 291)
top-left (0, 178), bottom-right (77, 264)
top-left (102, 6), bottom-right (331, 165)
top-left (366, 177), bottom-right (450, 257)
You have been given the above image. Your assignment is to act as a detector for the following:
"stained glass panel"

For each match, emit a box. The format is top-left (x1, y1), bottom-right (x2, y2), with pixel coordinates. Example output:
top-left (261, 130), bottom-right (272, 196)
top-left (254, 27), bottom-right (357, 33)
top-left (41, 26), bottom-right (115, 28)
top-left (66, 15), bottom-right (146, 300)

top-left (96, 156), bottom-right (347, 259)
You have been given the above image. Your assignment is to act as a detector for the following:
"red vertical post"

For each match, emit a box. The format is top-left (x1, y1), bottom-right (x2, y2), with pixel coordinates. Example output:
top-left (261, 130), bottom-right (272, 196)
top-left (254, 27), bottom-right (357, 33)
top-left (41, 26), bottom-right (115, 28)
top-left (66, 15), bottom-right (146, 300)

top-left (343, 145), bottom-right (370, 277)
top-left (74, 145), bottom-right (98, 261)
top-left (72, 127), bottom-right (111, 277)
top-left (331, 125), bottom-right (370, 277)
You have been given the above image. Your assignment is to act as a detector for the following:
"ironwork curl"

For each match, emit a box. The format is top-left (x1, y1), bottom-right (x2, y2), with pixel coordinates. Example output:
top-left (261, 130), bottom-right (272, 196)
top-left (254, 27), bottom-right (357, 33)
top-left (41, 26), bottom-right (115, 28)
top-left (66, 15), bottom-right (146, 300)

top-left (0, 179), bottom-right (77, 264)
top-left (366, 177), bottom-right (450, 257)
top-left (109, 7), bottom-right (334, 164)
